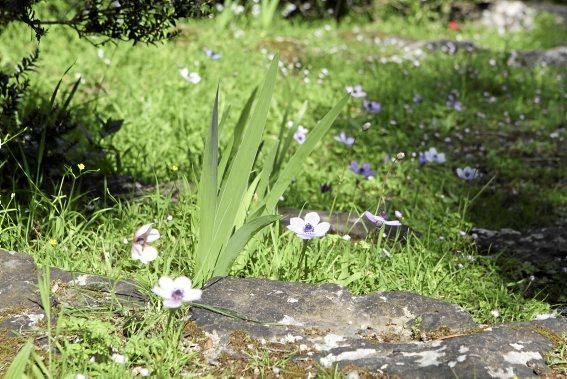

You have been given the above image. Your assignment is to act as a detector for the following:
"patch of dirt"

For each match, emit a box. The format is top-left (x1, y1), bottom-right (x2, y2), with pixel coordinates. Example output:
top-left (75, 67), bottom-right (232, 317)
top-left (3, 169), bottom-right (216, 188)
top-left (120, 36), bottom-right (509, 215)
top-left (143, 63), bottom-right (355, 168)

top-left (0, 330), bottom-right (29, 375)
top-left (258, 37), bottom-right (305, 64)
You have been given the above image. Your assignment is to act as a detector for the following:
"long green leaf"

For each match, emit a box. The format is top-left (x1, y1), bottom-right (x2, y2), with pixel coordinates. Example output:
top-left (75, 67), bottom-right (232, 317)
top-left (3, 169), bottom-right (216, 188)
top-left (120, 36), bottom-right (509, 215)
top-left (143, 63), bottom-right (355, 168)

top-left (234, 175), bottom-right (261, 230)
top-left (195, 86), bottom-right (220, 277)
top-left (49, 64), bottom-right (74, 109)
top-left (219, 88), bottom-right (258, 186)
top-left (256, 139), bottom-right (279, 201)
top-left (207, 57), bottom-right (278, 277)
top-left (5, 341), bottom-right (33, 379)
top-left (62, 76), bottom-right (82, 112)
top-left (213, 215), bottom-right (280, 276)
top-left (263, 94), bottom-right (349, 212)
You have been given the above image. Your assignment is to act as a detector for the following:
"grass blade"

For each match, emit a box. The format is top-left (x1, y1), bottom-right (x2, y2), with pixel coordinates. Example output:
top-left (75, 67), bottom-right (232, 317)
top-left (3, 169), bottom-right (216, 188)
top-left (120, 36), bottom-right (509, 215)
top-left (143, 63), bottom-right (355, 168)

top-left (5, 341), bottom-right (33, 379)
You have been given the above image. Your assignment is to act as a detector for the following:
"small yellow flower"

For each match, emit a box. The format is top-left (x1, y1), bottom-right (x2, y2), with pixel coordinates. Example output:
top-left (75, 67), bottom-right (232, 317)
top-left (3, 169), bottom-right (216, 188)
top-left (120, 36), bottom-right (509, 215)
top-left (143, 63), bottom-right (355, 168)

top-left (77, 163), bottom-right (85, 171)
top-left (171, 165), bottom-right (178, 172)
top-left (48, 239), bottom-right (58, 246)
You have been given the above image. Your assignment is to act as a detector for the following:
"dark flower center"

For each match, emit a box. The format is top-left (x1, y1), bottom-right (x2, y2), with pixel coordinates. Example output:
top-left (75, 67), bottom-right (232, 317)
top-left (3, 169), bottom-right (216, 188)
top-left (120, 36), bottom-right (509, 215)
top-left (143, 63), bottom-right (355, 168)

top-left (171, 289), bottom-right (184, 301)
top-left (304, 223), bottom-right (314, 233)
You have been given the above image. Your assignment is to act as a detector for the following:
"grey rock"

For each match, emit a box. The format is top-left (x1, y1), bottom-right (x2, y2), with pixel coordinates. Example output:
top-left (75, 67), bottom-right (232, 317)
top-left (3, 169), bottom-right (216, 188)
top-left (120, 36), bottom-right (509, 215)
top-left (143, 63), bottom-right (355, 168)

top-left (0, 250), bottom-right (147, 335)
top-left (422, 39), bottom-right (477, 55)
top-left (508, 46), bottom-right (567, 68)
top-left (472, 221), bottom-right (567, 305)
top-left (481, 0), bottom-right (536, 33)
top-left (190, 277), bottom-right (566, 377)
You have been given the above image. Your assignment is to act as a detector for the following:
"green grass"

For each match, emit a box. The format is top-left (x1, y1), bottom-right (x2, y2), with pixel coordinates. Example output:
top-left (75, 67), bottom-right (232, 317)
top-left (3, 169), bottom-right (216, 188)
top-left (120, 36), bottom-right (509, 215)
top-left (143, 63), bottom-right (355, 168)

top-left (0, 8), bottom-right (565, 377)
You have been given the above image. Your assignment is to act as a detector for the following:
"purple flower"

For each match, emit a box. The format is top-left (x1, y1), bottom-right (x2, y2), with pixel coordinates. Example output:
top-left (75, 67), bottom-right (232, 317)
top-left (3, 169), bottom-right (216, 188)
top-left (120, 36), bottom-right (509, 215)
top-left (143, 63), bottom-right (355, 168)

top-left (350, 161), bottom-right (375, 178)
top-left (131, 224), bottom-right (160, 264)
top-left (363, 100), bottom-right (381, 114)
top-left (456, 167), bottom-right (480, 181)
top-left (418, 152), bottom-right (427, 166)
top-left (364, 211), bottom-right (402, 226)
top-left (413, 94), bottom-right (423, 104)
top-left (423, 147), bottom-right (446, 164)
top-left (334, 132), bottom-right (355, 146)
top-left (446, 90), bottom-right (463, 112)
top-left (345, 85), bottom-right (367, 98)
top-left (294, 126), bottom-right (308, 144)
top-left (204, 48), bottom-right (221, 60)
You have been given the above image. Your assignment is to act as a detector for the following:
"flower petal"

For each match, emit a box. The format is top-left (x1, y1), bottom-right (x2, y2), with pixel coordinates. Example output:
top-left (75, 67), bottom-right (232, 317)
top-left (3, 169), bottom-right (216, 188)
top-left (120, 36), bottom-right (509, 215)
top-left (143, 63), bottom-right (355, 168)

top-left (384, 220), bottom-right (402, 226)
top-left (304, 212), bottom-right (320, 226)
top-left (131, 243), bottom-right (143, 260)
top-left (287, 217), bottom-right (305, 234)
top-left (364, 211), bottom-right (379, 224)
top-left (145, 228), bottom-right (160, 243)
top-left (297, 233), bottom-right (314, 240)
top-left (183, 288), bottom-right (203, 302)
top-left (134, 224), bottom-right (152, 239)
top-left (157, 276), bottom-right (175, 292)
top-left (173, 276), bottom-right (192, 291)
top-left (164, 298), bottom-right (182, 308)
top-left (139, 245), bottom-right (158, 264)
top-left (314, 222), bottom-right (330, 236)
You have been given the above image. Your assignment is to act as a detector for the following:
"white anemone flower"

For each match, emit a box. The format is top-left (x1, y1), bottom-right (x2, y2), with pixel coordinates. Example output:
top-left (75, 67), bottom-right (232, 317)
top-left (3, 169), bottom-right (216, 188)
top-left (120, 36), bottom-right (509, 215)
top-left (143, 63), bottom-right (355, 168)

top-left (364, 211), bottom-right (402, 226)
top-left (131, 224), bottom-right (160, 264)
top-left (287, 212), bottom-right (330, 240)
top-left (293, 126), bottom-right (308, 144)
top-left (345, 85), bottom-right (367, 98)
top-left (152, 276), bottom-right (202, 308)
top-left (424, 147), bottom-right (446, 164)
top-left (179, 68), bottom-right (201, 84)
top-left (456, 167), bottom-right (481, 181)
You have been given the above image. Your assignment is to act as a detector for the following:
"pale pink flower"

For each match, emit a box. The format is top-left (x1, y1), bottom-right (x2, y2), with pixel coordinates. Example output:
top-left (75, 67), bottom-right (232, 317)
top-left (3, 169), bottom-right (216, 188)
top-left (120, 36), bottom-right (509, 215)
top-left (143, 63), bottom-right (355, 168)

top-left (131, 224), bottom-right (160, 264)
top-left (152, 276), bottom-right (202, 308)
top-left (364, 211), bottom-right (402, 226)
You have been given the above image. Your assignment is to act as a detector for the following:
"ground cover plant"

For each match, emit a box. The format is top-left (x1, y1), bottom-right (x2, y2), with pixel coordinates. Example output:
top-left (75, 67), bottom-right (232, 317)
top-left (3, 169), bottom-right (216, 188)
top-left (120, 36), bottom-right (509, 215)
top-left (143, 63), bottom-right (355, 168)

top-left (1, 0), bottom-right (566, 377)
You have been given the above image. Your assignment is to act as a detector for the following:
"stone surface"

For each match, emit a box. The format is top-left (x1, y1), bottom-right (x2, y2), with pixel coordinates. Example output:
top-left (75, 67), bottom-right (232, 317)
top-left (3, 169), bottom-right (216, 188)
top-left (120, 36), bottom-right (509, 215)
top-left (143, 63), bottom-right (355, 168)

top-left (508, 46), bottom-right (567, 68)
top-left (481, 0), bottom-right (536, 33)
top-left (472, 221), bottom-right (567, 306)
top-left (0, 250), bottom-right (147, 335)
top-left (190, 276), bottom-right (566, 377)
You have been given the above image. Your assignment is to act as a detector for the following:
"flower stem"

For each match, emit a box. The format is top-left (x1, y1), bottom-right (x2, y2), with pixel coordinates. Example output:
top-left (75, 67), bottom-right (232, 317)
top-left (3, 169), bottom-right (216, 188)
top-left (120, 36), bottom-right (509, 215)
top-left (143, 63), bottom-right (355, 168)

top-left (297, 240), bottom-right (309, 280)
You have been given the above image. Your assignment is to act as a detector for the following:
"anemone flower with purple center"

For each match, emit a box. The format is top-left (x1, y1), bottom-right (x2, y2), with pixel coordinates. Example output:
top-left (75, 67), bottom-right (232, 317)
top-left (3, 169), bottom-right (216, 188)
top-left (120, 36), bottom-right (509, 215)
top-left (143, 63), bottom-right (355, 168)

top-left (456, 167), bottom-right (481, 181)
top-left (364, 211), bottom-right (402, 226)
top-left (423, 147), bottom-right (446, 164)
top-left (287, 212), bottom-right (330, 240)
top-left (293, 126), bottom-right (308, 144)
top-left (131, 224), bottom-right (160, 264)
top-left (363, 100), bottom-right (381, 114)
top-left (345, 85), bottom-right (367, 98)
top-left (152, 276), bottom-right (202, 308)
top-left (204, 48), bottom-right (221, 60)
top-left (334, 132), bottom-right (355, 147)
top-left (350, 161), bottom-right (375, 179)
